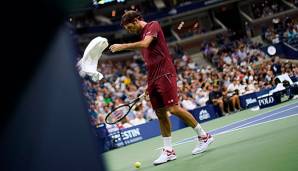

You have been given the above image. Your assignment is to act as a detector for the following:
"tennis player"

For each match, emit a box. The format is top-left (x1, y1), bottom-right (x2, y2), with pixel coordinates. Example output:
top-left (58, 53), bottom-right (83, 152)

top-left (109, 10), bottom-right (214, 165)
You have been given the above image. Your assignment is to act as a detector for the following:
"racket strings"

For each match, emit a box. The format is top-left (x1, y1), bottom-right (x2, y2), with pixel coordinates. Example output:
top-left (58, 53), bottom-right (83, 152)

top-left (113, 110), bottom-right (125, 120)
top-left (105, 94), bottom-right (144, 124)
top-left (109, 106), bottom-right (130, 122)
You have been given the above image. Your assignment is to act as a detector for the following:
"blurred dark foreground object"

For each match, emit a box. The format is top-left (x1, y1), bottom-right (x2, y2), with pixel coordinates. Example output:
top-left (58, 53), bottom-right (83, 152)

top-left (0, 1), bottom-right (107, 171)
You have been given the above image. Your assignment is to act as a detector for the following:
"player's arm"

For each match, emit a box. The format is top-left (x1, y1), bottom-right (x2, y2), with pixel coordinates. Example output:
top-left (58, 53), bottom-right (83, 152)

top-left (109, 35), bottom-right (154, 52)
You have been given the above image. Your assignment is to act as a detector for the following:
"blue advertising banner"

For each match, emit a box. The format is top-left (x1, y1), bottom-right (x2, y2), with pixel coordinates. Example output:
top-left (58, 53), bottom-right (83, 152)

top-left (190, 104), bottom-right (219, 123)
top-left (239, 93), bottom-right (259, 109)
top-left (107, 104), bottom-right (219, 148)
top-left (108, 116), bottom-right (187, 148)
top-left (257, 94), bottom-right (277, 109)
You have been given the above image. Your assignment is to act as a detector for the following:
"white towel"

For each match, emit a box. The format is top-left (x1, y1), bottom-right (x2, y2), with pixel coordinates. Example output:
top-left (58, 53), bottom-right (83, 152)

top-left (77, 36), bottom-right (109, 82)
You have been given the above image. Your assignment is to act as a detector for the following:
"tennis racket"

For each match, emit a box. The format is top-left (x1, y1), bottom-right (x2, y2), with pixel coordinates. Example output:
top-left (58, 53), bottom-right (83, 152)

top-left (105, 93), bottom-right (145, 124)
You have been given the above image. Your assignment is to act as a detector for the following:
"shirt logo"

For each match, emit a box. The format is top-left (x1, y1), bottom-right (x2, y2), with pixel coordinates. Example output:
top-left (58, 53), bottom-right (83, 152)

top-left (167, 99), bottom-right (174, 104)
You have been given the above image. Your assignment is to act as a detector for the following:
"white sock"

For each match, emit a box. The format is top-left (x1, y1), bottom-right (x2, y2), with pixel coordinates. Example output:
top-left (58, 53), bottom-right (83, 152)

top-left (194, 124), bottom-right (207, 137)
top-left (163, 137), bottom-right (173, 150)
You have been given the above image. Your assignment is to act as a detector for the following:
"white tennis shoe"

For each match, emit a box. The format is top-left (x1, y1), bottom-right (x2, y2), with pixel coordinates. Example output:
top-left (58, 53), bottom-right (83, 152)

top-left (153, 148), bottom-right (176, 165)
top-left (192, 133), bottom-right (214, 155)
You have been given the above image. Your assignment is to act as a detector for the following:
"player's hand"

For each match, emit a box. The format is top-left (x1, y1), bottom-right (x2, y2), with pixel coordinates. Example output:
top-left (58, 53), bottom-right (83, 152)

top-left (109, 44), bottom-right (125, 53)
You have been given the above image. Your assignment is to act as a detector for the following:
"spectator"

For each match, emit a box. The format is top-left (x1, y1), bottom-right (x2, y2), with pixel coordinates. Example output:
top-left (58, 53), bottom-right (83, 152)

top-left (222, 86), bottom-right (232, 114)
top-left (227, 79), bottom-right (241, 112)
top-left (131, 111), bottom-right (147, 126)
top-left (118, 116), bottom-right (133, 129)
top-left (245, 79), bottom-right (257, 94)
top-left (208, 84), bottom-right (226, 116)
top-left (143, 102), bottom-right (158, 121)
top-left (195, 83), bottom-right (210, 107)
top-left (271, 56), bottom-right (282, 76)
top-left (250, 0), bottom-right (287, 19)
top-left (130, 104), bottom-right (147, 126)
top-left (181, 94), bottom-right (197, 111)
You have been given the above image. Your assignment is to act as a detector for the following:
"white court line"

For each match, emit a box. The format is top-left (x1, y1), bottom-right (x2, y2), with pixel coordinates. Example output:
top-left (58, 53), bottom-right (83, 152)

top-left (155, 102), bottom-right (298, 150)
top-left (210, 103), bottom-right (298, 133)
top-left (164, 113), bottom-right (298, 149)
top-left (215, 113), bottom-right (298, 136)
top-left (216, 105), bottom-right (298, 135)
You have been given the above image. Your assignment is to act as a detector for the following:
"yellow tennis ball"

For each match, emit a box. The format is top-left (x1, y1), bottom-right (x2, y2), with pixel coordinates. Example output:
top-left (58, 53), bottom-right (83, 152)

top-left (134, 161), bottom-right (141, 168)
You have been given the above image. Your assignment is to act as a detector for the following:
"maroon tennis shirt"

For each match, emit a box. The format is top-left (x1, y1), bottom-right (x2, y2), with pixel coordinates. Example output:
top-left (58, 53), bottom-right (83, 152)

top-left (140, 21), bottom-right (177, 84)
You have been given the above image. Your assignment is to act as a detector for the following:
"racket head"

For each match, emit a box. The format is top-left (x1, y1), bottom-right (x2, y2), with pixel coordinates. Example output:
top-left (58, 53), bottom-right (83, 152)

top-left (105, 93), bottom-right (145, 124)
top-left (105, 104), bottom-right (131, 124)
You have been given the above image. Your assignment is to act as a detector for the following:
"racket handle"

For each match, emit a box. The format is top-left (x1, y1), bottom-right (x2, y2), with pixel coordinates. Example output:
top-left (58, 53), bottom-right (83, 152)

top-left (137, 93), bottom-right (146, 100)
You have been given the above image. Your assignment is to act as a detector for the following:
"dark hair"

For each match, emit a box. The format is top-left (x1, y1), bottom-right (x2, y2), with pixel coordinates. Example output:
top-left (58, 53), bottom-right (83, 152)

top-left (121, 10), bottom-right (143, 27)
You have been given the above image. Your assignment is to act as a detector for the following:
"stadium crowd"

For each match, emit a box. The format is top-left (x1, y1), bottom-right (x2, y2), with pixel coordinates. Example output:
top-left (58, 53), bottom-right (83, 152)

top-left (249, 0), bottom-right (289, 19)
top-left (262, 17), bottom-right (298, 45)
top-left (81, 36), bottom-right (298, 130)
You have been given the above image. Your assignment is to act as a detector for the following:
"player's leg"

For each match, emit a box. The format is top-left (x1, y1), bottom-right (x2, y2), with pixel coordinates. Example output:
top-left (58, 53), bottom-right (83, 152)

top-left (159, 74), bottom-right (214, 155)
top-left (167, 105), bottom-right (197, 128)
top-left (157, 74), bottom-right (198, 128)
top-left (155, 108), bottom-right (171, 137)
top-left (148, 86), bottom-right (176, 165)
top-left (166, 105), bottom-right (214, 154)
